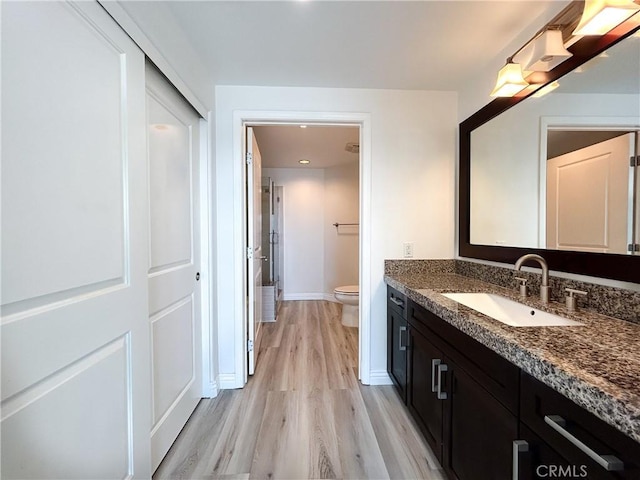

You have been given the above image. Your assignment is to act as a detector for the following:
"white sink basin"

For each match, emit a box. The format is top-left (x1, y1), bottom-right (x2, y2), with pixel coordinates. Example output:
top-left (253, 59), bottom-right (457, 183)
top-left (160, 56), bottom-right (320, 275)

top-left (442, 292), bottom-right (584, 327)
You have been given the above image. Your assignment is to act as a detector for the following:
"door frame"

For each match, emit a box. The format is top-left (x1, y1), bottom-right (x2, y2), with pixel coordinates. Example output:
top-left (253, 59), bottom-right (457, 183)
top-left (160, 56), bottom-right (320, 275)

top-left (234, 110), bottom-right (372, 385)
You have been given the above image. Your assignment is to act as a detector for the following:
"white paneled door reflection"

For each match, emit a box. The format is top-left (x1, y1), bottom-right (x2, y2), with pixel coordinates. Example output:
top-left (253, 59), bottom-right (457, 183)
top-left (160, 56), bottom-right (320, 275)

top-left (146, 63), bottom-right (202, 472)
top-left (547, 133), bottom-right (634, 254)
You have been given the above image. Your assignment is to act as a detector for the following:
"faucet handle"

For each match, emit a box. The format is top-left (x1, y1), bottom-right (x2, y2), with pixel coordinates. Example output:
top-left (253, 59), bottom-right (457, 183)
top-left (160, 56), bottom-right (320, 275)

top-left (515, 277), bottom-right (528, 298)
top-left (565, 288), bottom-right (587, 312)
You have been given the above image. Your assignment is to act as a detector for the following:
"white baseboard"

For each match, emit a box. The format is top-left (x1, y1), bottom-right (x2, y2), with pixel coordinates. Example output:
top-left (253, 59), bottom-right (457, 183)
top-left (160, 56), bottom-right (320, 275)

top-left (323, 293), bottom-right (339, 303)
top-left (368, 370), bottom-right (393, 385)
top-left (202, 378), bottom-right (218, 398)
top-left (282, 292), bottom-right (340, 302)
top-left (218, 373), bottom-right (241, 390)
top-left (283, 292), bottom-right (325, 301)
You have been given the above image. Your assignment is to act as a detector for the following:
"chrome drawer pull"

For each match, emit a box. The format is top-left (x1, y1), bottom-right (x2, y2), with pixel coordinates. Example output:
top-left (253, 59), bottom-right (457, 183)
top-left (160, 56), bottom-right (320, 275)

top-left (399, 326), bottom-right (407, 351)
top-left (390, 296), bottom-right (404, 308)
top-left (431, 358), bottom-right (441, 393)
top-left (436, 363), bottom-right (448, 400)
top-left (512, 440), bottom-right (528, 480)
top-left (544, 415), bottom-right (624, 471)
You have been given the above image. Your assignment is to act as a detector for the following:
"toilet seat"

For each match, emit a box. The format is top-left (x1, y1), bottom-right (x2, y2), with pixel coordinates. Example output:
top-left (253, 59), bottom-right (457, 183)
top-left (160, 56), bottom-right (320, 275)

top-left (334, 285), bottom-right (359, 295)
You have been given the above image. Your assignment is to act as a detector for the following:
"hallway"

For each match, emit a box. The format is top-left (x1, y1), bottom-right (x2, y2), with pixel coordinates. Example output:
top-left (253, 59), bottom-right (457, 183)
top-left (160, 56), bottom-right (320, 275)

top-left (154, 300), bottom-right (445, 479)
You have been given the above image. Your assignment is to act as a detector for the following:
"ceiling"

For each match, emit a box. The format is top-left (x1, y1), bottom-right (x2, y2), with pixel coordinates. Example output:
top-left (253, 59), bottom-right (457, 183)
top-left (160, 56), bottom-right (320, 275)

top-left (253, 125), bottom-right (359, 169)
top-left (159, 0), bottom-right (570, 92)
top-left (125, 1), bottom-right (595, 169)
top-left (144, 1), bottom-right (571, 167)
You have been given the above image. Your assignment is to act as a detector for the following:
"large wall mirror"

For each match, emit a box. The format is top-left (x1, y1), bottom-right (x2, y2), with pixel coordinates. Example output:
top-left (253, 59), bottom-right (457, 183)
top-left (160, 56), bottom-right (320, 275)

top-left (459, 14), bottom-right (640, 284)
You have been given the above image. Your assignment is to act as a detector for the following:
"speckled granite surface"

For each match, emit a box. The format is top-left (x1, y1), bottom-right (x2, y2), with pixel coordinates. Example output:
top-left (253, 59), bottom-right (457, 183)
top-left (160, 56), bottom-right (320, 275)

top-left (385, 259), bottom-right (640, 325)
top-left (384, 269), bottom-right (640, 445)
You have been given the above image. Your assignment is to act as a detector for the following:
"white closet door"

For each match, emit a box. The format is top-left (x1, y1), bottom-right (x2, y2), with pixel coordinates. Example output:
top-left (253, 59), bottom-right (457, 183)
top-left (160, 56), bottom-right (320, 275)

top-left (1, 1), bottom-right (151, 478)
top-left (146, 64), bottom-right (202, 472)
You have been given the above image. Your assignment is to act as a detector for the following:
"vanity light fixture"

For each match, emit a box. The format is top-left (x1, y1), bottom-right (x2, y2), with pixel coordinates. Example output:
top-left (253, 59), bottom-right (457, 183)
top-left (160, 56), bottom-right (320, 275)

top-left (298, 159), bottom-right (310, 164)
top-left (573, 0), bottom-right (640, 36)
top-left (513, 29), bottom-right (573, 72)
top-left (490, 62), bottom-right (529, 97)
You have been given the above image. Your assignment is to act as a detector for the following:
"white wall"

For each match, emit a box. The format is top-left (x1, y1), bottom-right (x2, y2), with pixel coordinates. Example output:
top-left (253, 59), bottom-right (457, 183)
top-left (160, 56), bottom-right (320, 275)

top-left (470, 92), bottom-right (639, 248)
top-left (215, 86), bottom-right (457, 386)
top-left (264, 161), bottom-right (360, 301)
top-left (262, 167), bottom-right (326, 300)
top-left (324, 162), bottom-right (360, 296)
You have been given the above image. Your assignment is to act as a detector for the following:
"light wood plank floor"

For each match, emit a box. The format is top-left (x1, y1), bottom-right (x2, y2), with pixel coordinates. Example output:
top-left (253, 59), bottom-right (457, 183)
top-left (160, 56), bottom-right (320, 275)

top-left (154, 300), bottom-right (445, 480)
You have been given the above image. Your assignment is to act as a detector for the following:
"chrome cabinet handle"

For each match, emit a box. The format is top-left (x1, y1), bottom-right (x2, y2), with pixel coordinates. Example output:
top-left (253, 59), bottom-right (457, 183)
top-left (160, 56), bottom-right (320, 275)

top-left (512, 440), bottom-right (528, 480)
top-left (390, 296), bottom-right (404, 308)
top-left (436, 363), bottom-right (448, 400)
top-left (398, 326), bottom-right (407, 351)
top-left (431, 358), bottom-right (441, 393)
top-left (544, 415), bottom-right (624, 471)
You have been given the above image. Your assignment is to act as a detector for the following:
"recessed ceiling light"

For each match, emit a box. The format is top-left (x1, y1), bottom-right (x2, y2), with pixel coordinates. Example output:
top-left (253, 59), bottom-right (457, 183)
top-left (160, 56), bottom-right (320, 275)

top-left (299, 125), bottom-right (307, 129)
top-left (299, 159), bottom-right (310, 164)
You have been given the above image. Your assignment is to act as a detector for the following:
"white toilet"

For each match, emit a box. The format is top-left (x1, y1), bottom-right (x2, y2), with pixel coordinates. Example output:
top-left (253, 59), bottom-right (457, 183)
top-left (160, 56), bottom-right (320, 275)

top-left (334, 285), bottom-right (359, 327)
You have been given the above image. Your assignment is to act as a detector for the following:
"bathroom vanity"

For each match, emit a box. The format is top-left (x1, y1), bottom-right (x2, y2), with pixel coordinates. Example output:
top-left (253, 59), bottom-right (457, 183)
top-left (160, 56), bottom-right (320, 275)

top-left (385, 267), bottom-right (640, 480)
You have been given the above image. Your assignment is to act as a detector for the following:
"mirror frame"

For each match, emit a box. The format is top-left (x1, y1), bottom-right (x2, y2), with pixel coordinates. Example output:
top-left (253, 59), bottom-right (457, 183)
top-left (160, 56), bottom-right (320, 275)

top-left (459, 18), bottom-right (640, 284)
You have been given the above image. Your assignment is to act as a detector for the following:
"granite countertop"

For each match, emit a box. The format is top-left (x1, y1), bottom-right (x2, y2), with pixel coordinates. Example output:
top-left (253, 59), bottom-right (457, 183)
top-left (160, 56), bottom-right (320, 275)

top-left (384, 272), bottom-right (640, 445)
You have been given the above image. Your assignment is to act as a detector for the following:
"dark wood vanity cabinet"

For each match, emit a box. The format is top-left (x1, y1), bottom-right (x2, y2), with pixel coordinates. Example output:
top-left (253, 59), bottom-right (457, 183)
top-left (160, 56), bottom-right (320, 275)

top-left (405, 299), bottom-right (519, 480)
top-left (386, 286), bottom-right (408, 401)
top-left (388, 294), bottom-right (640, 480)
top-left (518, 372), bottom-right (640, 479)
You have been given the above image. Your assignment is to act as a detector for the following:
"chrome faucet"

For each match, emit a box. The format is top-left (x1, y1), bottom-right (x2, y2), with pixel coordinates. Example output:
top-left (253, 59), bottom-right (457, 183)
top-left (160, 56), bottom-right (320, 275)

top-left (515, 254), bottom-right (549, 304)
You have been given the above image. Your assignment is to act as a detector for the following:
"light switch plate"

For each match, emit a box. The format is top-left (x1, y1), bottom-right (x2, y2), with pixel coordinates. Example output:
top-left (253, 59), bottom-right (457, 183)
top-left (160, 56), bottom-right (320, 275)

top-left (403, 242), bottom-right (414, 258)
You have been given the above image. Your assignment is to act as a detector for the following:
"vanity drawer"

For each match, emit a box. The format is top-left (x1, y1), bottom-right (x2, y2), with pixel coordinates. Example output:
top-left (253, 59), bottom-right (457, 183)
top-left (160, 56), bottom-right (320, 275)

top-left (520, 372), bottom-right (640, 479)
top-left (408, 300), bottom-right (519, 414)
top-left (387, 286), bottom-right (407, 318)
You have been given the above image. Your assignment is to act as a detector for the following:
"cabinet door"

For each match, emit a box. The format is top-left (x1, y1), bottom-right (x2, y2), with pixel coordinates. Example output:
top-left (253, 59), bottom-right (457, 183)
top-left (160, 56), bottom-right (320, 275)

top-left (407, 325), bottom-right (445, 462)
top-left (387, 308), bottom-right (408, 401)
top-left (445, 363), bottom-right (518, 480)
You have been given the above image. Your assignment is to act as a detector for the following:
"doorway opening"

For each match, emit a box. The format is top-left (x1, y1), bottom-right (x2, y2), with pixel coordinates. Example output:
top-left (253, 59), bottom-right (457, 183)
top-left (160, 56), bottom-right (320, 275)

top-left (239, 113), bottom-right (371, 386)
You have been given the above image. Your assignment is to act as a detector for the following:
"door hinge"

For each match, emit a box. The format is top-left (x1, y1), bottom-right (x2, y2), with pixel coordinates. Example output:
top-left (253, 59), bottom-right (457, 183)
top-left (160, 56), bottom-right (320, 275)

top-left (247, 339), bottom-right (254, 352)
top-left (629, 243), bottom-right (640, 252)
top-left (630, 155), bottom-right (639, 167)
top-left (246, 152), bottom-right (253, 165)
top-left (246, 247), bottom-right (253, 259)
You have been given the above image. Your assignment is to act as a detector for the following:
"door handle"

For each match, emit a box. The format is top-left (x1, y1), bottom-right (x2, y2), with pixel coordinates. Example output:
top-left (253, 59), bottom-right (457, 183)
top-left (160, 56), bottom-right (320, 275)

top-left (399, 326), bottom-right (407, 351)
top-left (436, 363), bottom-right (448, 400)
top-left (512, 440), bottom-right (529, 480)
top-left (544, 415), bottom-right (624, 471)
top-left (431, 359), bottom-right (441, 393)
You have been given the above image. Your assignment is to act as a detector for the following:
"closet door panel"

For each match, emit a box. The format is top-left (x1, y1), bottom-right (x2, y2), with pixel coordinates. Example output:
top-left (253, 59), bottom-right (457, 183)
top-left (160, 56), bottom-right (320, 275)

top-left (1, 2), bottom-right (150, 477)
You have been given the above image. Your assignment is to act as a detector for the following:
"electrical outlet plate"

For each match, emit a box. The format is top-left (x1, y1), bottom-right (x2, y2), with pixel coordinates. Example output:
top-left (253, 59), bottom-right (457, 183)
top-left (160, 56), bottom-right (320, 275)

top-left (403, 242), bottom-right (414, 258)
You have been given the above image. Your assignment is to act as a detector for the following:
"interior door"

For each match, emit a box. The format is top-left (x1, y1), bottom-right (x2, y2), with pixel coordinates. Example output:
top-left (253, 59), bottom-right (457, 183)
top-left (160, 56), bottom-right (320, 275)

top-left (246, 127), bottom-right (263, 376)
top-left (146, 63), bottom-right (202, 471)
top-left (547, 133), bottom-right (634, 254)
top-left (1, 2), bottom-right (151, 477)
